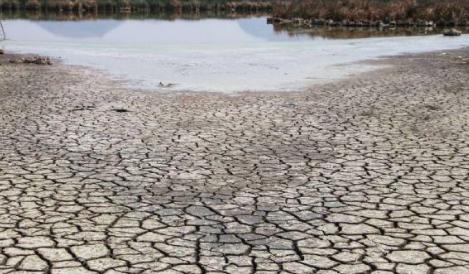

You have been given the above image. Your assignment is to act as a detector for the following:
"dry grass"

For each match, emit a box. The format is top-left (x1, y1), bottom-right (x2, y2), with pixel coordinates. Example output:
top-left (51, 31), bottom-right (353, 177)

top-left (0, 0), bottom-right (20, 10)
top-left (0, 0), bottom-right (273, 12)
top-left (273, 0), bottom-right (469, 25)
top-left (25, 0), bottom-right (40, 10)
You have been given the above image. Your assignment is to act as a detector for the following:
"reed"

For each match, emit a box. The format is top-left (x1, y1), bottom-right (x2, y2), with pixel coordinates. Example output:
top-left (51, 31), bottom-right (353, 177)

top-left (0, 0), bottom-right (20, 10)
top-left (272, 0), bottom-right (469, 25)
top-left (25, 0), bottom-right (40, 10)
top-left (0, 0), bottom-right (274, 12)
top-left (0, 9), bottom-right (270, 20)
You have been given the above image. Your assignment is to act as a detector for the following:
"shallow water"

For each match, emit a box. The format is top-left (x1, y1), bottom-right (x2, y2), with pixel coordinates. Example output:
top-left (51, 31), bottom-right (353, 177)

top-left (2, 15), bottom-right (469, 92)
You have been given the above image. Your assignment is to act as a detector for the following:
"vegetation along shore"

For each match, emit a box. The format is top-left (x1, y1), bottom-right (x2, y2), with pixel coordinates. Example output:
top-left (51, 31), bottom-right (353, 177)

top-left (271, 0), bottom-right (469, 27)
top-left (2, 0), bottom-right (469, 24)
top-left (0, 0), bottom-right (274, 13)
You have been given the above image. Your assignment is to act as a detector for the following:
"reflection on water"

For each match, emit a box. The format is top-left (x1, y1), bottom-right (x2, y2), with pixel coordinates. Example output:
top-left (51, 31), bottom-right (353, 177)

top-left (5, 17), bottom-right (290, 43)
top-left (273, 24), bottom-right (469, 39)
top-left (3, 10), bottom-right (469, 39)
top-left (2, 12), bottom-right (469, 92)
top-left (36, 21), bottom-right (122, 39)
top-left (0, 10), bottom-right (270, 21)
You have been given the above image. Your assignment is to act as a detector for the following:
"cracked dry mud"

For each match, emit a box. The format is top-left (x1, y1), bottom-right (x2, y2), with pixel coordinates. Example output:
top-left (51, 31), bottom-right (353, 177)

top-left (1, 49), bottom-right (469, 274)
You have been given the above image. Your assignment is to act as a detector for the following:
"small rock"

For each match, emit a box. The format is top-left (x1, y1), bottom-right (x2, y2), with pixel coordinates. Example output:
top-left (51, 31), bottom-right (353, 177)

top-left (10, 56), bottom-right (52, 65)
top-left (0, 49), bottom-right (4, 54)
top-left (443, 28), bottom-right (462, 36)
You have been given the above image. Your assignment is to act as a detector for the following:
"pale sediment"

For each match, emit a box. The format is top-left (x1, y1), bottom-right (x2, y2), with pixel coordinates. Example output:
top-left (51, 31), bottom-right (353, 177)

top-left (1, 50), bottom-right (469, 273)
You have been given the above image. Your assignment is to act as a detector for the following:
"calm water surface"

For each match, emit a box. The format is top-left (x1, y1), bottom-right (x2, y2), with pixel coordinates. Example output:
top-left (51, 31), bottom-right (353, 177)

top-left (2, 15), bottom-right (469, 92)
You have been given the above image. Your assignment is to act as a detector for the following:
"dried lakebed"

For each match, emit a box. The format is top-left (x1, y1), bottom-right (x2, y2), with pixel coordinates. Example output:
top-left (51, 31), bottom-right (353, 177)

top-left (1, 50), bottom-right (469, 273)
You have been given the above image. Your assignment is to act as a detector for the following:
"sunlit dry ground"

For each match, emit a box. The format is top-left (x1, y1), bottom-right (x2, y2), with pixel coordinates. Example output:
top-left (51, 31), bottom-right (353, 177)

top-left (1, 50), bottom-right (469, 274)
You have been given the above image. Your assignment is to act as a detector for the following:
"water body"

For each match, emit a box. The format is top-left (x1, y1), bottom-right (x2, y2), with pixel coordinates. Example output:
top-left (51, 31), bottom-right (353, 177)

top-left (2, 15), bottom-right (469, 92)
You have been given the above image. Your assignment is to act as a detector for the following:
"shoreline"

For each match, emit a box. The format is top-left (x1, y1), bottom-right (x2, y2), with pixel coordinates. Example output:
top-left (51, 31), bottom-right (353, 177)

top-left (2, 48), bottom-right (469, 273)
top-left (4, 17), bottom-right (469, 93)
top-left (268, 16), bottom-right (469, 28)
